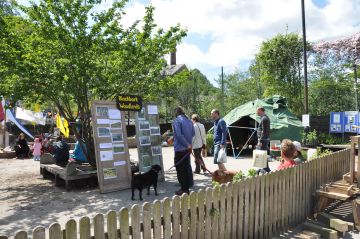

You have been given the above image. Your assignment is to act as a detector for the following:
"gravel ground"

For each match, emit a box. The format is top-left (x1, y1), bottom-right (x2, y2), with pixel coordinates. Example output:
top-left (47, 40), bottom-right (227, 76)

top-left (0, 146), bottom-right (280, 237)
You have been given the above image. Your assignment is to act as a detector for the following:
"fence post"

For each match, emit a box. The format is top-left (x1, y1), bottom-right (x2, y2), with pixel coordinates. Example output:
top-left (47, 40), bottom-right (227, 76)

top-left (225, 183), bottom-right (232, 239)
top-left (172, 195), bottom-right (181, 239)
top-left (163, 198), bottom-right (172, 239)
top-left (32, 226), bottom-right (45, 239)
top-left (211, 186), bottom-right (220, 239)
top-left (131, 205), bottom-right (141, 239)
top-left (142, 202), bottom-right (152, 239)
top-left (14, 231), bottom-right (27, 239)
top-left (231, 182), bottom-right (239, 239)
top-left (219, 184), bottom-right (226, 238)
top-left (204, 187), bottom-right (213, 239)
top-left (49, 223), bottom-right (62, 239)
top-left (197, 189), bottom-right (205, 239)
top-left (153, 200), bottom-right (162, 239)
top-left (106, 211), bottom-right (117, 239)
top-left (180, 193), bottom-right (189, 239)
top-left (189, 191), bottom-right (198, 239)
top-left (65, 219), bottom-right (77, 239)
top-left (79, 217), bottom-right (90, 239)
top-left (119, 207), bottom-right (130, 239)
top-left (94, 214), bottom-right (105, 239)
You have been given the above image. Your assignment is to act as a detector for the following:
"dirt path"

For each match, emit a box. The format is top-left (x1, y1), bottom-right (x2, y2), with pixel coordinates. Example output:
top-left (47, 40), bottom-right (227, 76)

top-left (0, 147), bottom-right (279, 237)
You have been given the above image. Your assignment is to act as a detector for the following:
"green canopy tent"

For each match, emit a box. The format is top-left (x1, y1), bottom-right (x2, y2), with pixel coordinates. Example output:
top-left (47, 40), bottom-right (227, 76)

top-left (221, 95), bottom-right (303, 156)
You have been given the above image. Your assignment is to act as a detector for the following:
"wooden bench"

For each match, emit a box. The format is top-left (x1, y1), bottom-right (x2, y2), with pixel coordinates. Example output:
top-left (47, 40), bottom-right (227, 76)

top-left (40, 153), bottom-right (97, 191)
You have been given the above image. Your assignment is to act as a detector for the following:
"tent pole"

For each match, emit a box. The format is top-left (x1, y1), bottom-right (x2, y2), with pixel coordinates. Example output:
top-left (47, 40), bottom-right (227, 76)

top-left (236, 129), bottom-right (257, 159)
top-left (227, 126), bottom-right (236, 158)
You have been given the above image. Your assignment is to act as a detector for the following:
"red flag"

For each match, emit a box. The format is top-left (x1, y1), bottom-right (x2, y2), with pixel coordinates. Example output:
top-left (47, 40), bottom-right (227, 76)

top-left (0, 102), bottom-right (4, 122)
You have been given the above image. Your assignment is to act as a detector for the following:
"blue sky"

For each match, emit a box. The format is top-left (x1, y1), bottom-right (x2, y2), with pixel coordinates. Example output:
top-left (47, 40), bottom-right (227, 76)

top-left (19, 0), bottom-right (360, 86)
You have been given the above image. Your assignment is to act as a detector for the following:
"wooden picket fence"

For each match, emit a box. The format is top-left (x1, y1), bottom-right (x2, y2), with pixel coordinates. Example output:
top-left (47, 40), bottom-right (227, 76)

top-left (3, 149), bottom-right (351, 239)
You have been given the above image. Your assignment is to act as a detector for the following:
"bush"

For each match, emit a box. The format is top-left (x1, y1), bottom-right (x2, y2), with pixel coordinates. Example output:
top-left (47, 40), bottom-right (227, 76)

top-left (233, 171), bottom-right (245, 183)
top-left (310, 148), bottom-right (332, 160)
top-left (206, 134), bottom-right (214, 155)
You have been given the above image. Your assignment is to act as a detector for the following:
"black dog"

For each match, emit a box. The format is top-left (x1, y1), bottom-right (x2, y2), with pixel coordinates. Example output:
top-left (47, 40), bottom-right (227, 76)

top-left (131, 164), bottom-right (161, 200)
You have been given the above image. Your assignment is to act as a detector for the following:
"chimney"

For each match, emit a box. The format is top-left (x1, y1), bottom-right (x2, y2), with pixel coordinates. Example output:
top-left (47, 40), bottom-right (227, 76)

top-left (170, 51), bottom-right (176, 65)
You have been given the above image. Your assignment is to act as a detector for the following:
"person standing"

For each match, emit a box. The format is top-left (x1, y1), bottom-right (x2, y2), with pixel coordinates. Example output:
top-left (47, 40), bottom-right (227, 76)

top-left (32, 138), bottom-right (42, 161)
top-left (191, 114), bottom-right (207, 174)
top-left (211, 109), bottom-right (227, 170)
top-left (173, 107), bottom-right (195, 195)
top-left (256, 106), bottom-right (271, 172)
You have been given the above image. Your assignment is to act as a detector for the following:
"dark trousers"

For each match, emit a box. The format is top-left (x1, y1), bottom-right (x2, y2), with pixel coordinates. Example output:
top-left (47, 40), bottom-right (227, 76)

top-left (175, 150), bottom-right (193, 191)
top-left (193, 148), bottom-right (205, 173)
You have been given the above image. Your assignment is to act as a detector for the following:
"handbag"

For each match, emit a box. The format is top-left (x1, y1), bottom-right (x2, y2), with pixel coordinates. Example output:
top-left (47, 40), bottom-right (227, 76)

top-left (253, 149), bottom-right (268, 168)
top-left (217, 148), bottom-right (227, 163)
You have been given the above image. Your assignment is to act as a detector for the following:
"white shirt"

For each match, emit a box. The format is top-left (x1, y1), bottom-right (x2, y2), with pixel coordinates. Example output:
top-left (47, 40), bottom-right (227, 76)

top-left (192, 122), bottom-right (206, 149)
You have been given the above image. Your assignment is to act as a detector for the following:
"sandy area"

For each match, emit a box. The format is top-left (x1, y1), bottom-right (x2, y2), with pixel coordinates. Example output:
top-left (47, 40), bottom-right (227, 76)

top-left (0, 147), bottom-right (280, 237)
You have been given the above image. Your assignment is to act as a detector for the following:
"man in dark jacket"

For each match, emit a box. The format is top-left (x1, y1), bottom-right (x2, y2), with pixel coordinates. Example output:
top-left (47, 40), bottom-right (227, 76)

top-left (52, 136), bottom-right (70, 167)
top-left (256, 106), bottom-right (271, 172)
top-left (173, 106), bottom-right (195, 195)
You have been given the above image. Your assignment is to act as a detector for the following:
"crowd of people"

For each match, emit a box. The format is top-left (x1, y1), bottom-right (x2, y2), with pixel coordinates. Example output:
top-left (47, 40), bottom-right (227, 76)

top-left (14, 133), bottom-right (86, 167)
top-left (172, 106), bottom-right (305, 196)
top-left (13, 105), bottom-right (304, 196)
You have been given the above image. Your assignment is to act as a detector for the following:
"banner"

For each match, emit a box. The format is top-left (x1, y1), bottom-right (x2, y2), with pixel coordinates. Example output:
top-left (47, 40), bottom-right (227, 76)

top-left (16, 107), bottom-right (46, 125)
top-left (6, 109), bottom-right (34, 139)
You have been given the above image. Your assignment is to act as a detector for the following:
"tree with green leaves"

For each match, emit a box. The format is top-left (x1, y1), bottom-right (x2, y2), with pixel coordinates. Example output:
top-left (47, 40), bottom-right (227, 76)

top-left (252, 33), bottom-right (306, 115)
top-left (0, 0), bottom-right (186, 166)
top-left (216, 69), bottom-right (260, 114)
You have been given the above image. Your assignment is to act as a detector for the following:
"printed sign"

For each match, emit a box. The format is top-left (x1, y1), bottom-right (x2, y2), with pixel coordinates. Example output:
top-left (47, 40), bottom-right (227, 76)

top-left (329, 112), bottom-right (344, 133)
top-left (116, 95), bottom-right (142, 111)
top-left (344, 111), bottom-right (358, 133)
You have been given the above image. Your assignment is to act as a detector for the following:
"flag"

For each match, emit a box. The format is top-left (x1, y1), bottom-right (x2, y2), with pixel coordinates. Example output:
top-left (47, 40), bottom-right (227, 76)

top-left (56, 114), bottom-right (70, 138)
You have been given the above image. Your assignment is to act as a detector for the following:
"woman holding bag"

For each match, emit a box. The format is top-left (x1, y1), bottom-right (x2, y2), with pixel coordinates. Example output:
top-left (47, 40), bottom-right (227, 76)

top-left (191, 114), bottom-right (207, 174)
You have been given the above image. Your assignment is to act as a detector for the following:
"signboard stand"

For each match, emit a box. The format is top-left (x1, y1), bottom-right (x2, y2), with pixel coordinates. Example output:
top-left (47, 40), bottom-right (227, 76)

top-left (135, 104), bottom-right (165, 181)
top-left (92, 100), bottom-right (132, 193)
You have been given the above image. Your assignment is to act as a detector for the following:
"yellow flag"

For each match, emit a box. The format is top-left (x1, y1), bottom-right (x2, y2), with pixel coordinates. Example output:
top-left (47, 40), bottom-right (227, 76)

top-left (56, 114), bottom-right (70, 138)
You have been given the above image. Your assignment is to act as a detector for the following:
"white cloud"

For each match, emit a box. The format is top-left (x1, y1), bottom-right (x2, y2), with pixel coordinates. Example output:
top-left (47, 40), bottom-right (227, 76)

top-left (117, 0), bottom-right (360, 79)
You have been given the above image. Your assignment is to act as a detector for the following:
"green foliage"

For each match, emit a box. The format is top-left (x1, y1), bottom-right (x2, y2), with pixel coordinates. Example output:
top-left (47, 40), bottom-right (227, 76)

top-left (309, 78), bottom-right (354, 116)
top-left (212, 181), bottom-right (220, 188)
top-left (310, 148), bottom-right (332, 160)
top-left (247, 169), bottom-right (257, 178)
top-left (206, 134), bottom-right (214, 154)
top-left (0, 0), bottom-right (186, 166)
top-left (216, 69), bottom-right (260, 114)
top-left (301, 129), bottom-right (318, 145)
top-left (252, 33), bottom-right (307, 115)
top-left (233, 171), bottom-right (245, 183)
top-left (154, 68), bottom-right (219, 122)
top-left (317, 133), bottom-right (349, 145)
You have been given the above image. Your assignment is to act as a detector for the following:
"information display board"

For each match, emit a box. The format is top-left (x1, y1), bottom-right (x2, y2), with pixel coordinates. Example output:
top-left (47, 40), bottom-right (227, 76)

top-left (92, 101), bottom-right (132, 193)
top-left (329, 112), bottom-right (344, 133)
top-left (135, 104), bottom-right (165, 180)
top-left (344, 111), bottom-right (359, 133)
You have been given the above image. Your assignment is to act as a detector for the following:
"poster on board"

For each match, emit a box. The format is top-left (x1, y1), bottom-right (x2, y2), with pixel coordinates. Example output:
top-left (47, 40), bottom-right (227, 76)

top-left (329, 112), bottom-right (344, 133)
top-left (135, 104), bottom-right (165, 181)
top-left (92, 100), bottom-right (132, 193)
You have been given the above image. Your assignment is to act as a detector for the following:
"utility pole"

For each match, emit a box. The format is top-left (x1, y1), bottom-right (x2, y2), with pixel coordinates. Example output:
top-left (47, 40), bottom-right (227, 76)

top-left (221, 66), bottom-right (225, 113)
top-left (355, 64), bottom-right (358, 111)
top-left (301, 0), bottom-right (309, 114)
